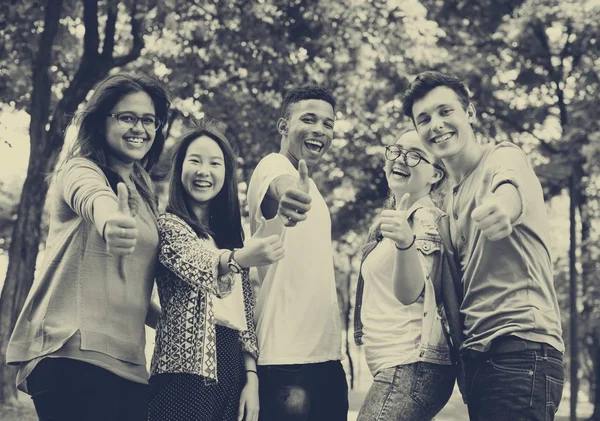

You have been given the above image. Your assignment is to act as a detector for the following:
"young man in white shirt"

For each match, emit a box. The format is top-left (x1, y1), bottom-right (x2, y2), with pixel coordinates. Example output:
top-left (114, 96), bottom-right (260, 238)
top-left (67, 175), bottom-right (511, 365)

top-left (247, 85), bottom-right (347, 421)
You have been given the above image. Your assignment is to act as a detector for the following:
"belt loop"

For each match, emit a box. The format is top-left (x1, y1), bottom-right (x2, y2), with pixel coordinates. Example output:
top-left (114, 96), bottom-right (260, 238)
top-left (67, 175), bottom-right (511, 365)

top-left (542, 343), bottom-right (548, 359)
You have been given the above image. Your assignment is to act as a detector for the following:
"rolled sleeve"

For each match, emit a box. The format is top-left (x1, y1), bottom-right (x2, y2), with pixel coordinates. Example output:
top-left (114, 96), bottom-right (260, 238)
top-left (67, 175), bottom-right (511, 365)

top-left (486, 143), bottom-right (532, 226)
top-left (158, 213), bottom-right (234, 297)
top-left (58, 158), bottom-right (117, 224)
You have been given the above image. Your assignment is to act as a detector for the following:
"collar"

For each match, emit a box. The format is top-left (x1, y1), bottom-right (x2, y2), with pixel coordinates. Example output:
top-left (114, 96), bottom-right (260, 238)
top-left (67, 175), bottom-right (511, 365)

top-left (404, 194), bottom-right (437, 220)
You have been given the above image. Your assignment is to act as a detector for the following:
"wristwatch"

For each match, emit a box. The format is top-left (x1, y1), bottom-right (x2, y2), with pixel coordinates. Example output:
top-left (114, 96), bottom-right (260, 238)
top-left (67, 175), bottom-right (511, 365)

top-left (227, 249), bottom-right (243, 274)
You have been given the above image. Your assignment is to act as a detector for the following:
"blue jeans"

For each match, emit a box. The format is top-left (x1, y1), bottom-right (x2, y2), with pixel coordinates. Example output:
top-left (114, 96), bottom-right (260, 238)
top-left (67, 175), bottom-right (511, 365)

top-left (465, 346), bottom-right (565, 420)
top-left (357, 362), bottom-right (456, 421)
top-left (257, 360), bottom-right (348, 421)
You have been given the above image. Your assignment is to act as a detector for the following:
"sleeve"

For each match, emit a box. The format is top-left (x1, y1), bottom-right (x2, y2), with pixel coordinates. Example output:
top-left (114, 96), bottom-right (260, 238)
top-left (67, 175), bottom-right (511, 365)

top-left (57, 158), bottom-right (117, 224)
top-left (158, 213), bottom-right (235, 298)
top-left (412, 207), bottom-right (444, 299)
top-left (247, 154), bottom-right (299, 230)
top-left (484, 142), bottom-right (533, 226)
top-left (238, 269), bottom-right (259, 359)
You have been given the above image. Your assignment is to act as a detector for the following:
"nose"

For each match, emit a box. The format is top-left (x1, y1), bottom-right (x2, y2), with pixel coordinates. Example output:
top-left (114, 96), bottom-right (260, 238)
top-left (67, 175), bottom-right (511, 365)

top-left (195, 163), bottom-right (210, 176)
top-left (130, 118), bottom-right (146, 133)
top-left (430, 114), bottom-right (444, 133)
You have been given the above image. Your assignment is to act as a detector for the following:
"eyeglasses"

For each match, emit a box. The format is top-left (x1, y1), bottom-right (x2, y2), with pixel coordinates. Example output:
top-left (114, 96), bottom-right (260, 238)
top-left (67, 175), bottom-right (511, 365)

top-left (108, 112), bottom-right (161, 132)
top-left (384, 145), bottom-right (431, 167)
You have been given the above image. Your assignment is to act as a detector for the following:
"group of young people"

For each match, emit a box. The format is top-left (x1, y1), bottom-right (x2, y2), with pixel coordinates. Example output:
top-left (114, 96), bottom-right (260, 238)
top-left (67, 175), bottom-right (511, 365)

top-left (5, 69), bottom-right (564, 421)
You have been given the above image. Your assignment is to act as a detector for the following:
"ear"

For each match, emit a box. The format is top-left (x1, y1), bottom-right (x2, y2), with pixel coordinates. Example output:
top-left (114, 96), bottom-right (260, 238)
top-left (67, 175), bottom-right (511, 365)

top-left (277, 118), bottom-right (288, 135)
top-left (467, 103), bottom-right (477, 123)
top-left (430, 165), bottom-right (444, 185)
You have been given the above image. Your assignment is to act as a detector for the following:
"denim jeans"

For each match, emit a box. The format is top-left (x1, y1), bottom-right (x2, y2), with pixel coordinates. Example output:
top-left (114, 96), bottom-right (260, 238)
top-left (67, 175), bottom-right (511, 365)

top-left (257, 360), bottom-right (348, 421)
top-left (357, 362), bottom-right (456, 421)
top-left (26, 357), bottom-right (149, 421)
top-left (465, 346), bottom-right (565, 421)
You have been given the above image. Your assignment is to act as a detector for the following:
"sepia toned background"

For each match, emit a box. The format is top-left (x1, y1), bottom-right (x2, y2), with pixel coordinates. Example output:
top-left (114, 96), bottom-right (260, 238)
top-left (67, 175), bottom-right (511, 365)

top-left (1, 0), bottom-right (599, 419)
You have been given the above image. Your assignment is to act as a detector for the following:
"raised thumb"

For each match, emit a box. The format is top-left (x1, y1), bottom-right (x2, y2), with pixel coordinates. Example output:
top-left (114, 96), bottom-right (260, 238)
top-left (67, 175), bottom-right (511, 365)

top-left (398, 192), bottom-right (411, 211)
top-left (298, 159), bottom-right (310, 193)
top-left (117, 182), bottom-right (130, 215)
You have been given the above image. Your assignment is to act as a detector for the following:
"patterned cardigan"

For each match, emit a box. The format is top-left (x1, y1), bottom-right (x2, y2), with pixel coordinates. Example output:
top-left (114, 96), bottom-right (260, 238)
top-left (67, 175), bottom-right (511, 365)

top-left (150, 213), bottom-right (259, 384)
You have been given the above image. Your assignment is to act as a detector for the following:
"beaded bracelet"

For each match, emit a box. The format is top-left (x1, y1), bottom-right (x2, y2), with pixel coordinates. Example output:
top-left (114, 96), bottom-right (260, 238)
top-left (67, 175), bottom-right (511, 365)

top-left (395, 235), bottom-right (416, 250)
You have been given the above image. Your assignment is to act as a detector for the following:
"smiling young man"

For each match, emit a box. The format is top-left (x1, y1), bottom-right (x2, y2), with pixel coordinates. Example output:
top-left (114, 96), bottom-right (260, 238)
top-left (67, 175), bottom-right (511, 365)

top-left (402, 71), bottom-right (565, 421)
top-left (246, 85), bottom-right (347, 421)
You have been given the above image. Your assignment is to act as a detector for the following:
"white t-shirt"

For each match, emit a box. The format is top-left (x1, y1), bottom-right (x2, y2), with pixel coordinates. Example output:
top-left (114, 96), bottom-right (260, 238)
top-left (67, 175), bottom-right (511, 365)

top-left (361, 238), bottom-right (422, 375)
top-left (247, 153), bottom-right (342, 365)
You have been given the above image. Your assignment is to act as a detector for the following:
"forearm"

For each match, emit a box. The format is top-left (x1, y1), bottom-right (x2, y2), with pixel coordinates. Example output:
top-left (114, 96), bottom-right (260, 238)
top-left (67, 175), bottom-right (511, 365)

top-left (493, 183), bottom-right (522, 223)
top-left (243, 352), bottom-right (258, 383)
top-left (92, 196), bottom-right (119, 238)
top-left (145, 300), bottom-right (161, 329)
top-left (267, 175), bottom-right (297, 202)
top-left (392, 246), bottom-right (426, 305)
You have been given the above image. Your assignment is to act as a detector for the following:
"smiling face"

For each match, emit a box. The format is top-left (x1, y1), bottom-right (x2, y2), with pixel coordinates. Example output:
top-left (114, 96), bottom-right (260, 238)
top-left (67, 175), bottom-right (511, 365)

top-left (105, 91), bottom-right (156, 165)
top-left (181, 135), bottom-right (226, 209)
top-left (385, 130), bottom-right (441, 202)
top-left (411, 86), bottom-right (476, 161)
top-left (279, 99), bottom-right (335, 170)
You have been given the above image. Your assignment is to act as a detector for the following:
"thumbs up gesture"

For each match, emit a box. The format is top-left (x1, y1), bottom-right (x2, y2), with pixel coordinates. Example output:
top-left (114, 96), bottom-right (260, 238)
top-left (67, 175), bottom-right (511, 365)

top-left (380, 193), bottom-right (415, 249)
top-left (471, 171), bottom-right (512, 241)
top-left (104, 182), bottom-right (138, 257)
top-left (277, 159), bottom-right (312, 227)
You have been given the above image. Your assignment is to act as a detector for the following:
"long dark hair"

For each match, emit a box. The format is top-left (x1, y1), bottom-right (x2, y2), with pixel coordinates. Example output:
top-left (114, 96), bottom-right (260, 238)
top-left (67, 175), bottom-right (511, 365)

top-left (60, 73), bottom-right (171, 215)
top-left (166, 119), bottom-right (244, 250)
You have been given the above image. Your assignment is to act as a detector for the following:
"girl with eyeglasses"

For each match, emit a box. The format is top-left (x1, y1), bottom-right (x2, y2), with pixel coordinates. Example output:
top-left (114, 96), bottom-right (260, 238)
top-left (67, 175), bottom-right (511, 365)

top-left (7, 73), bottom-right (170, 421)
top-left (353, 127), bottom-right (456, 420)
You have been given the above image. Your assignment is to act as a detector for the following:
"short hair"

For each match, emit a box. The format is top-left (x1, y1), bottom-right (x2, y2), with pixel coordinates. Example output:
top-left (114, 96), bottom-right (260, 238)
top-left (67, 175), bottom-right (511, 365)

top-left (402, 71), bottom-right (470, 120)
top-left (280, 85), bottom-right (336, 119)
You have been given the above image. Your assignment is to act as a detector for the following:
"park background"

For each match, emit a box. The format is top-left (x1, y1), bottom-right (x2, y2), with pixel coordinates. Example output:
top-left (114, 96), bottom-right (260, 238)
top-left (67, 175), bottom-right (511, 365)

top-left (0, 0), bottom-right (599, 420)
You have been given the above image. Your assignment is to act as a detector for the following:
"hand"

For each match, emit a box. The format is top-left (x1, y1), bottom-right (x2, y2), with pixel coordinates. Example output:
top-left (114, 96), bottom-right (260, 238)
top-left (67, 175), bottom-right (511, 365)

top-left (103, 183), bottom-right (137, 278)
top-left (379, 193), bottom-right (415, 248)
top-left (471, 171), bottom-right (512, 241)
top-left (277, 159), bottom-right (312, 227)
top-left (238, 374), bottom-right (259, 421)
top-left (235, 234), bottom-right (285, 268)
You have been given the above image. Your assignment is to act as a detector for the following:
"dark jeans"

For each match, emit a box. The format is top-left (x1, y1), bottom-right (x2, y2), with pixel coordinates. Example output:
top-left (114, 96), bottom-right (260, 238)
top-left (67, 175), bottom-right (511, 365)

top-left (27, 357), bottom-right (149, 421)
top-left (258, 360), bottom-right (348, 421)
top-left (464, 340), bottom-right (565, 421)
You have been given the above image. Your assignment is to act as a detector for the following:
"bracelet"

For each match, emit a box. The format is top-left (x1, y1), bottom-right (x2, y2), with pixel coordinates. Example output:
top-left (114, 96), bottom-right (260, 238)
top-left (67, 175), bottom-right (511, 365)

top-left (246, 369), bottom-right (258, 375)
top-left (395, 235), bottom-right (416, 250)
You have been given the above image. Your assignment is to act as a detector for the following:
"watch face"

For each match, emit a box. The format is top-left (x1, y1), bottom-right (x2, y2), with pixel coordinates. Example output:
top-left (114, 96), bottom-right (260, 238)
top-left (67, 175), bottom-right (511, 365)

top-left (228, 262), bottom-right (241, 274)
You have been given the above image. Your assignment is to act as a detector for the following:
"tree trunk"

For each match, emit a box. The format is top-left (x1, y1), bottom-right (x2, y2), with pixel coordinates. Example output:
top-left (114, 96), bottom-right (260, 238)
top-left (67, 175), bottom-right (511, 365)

top-left (344, 259), bottom-right (355, 390)
top-left (569, 171), bottom-right (580, 421)
top-left (0, 0), bottom-right (64, 404)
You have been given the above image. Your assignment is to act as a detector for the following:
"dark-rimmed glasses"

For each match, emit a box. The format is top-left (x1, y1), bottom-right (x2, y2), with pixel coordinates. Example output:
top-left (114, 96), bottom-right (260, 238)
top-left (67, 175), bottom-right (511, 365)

top-left (108, 112), bottom-right (161, 132)
top-left (384, 145), bottom-right (431, 167)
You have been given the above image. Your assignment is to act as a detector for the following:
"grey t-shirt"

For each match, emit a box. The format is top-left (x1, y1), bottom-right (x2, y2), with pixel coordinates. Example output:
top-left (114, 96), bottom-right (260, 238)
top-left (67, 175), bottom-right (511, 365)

top-left (447, 142), bottom-right (564, 353)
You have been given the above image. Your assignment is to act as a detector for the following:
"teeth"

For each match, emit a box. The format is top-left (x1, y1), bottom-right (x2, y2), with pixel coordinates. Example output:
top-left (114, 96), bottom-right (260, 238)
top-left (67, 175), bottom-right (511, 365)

top-left (305, 139), bottom-right (324, 152)
top-left (125, 137), bottom-right (145, 144)
top-left (392, 168), bottom-right (410, 177)
top-left (432, 133), bottom-right (452, 144)
top-left (193, 181), bottom-right (211, 187)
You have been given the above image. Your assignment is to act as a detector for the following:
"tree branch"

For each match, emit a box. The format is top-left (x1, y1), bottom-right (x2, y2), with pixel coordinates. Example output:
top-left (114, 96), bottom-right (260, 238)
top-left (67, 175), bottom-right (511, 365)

top-left (82, 0), bottom-right (100, 60)
top-left (489, 110), bottom-right (561, 155)
top-left (101, 0), bottom-right (118, 60)
top-left (29, 0), bottom-right (64, 148)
